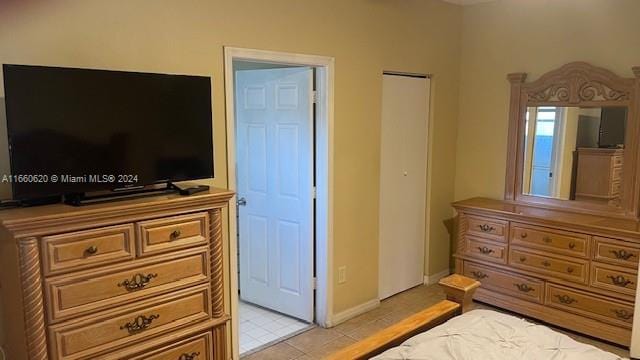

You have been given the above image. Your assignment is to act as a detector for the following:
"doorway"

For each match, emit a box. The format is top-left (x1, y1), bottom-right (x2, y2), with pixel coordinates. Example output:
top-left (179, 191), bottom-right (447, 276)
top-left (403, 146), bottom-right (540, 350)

top-left (224, 48), bottom-right (335, 359)
top-left (235, 63), bottom-right (315, 354)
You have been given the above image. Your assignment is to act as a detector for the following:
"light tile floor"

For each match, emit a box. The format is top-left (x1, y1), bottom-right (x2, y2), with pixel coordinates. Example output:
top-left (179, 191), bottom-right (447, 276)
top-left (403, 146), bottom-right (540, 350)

top-left (242, 283), bottom-right (631, 360)
top-left (239, 301), bottom-right (311, 355)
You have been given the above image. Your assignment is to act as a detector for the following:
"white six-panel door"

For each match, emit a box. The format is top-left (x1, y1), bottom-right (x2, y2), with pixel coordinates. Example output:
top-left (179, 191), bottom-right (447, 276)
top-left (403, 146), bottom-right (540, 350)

top-left (379, 74), bottom-right (430, 300)
top-left (236, 67), bottom-right (314, 322)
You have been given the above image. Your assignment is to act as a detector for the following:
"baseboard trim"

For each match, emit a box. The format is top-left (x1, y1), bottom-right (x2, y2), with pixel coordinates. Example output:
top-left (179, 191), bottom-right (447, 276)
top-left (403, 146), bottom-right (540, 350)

top-left (423, 269), bottom-right (451, 285)
top-left (326, 298), bottom-right (380, 327)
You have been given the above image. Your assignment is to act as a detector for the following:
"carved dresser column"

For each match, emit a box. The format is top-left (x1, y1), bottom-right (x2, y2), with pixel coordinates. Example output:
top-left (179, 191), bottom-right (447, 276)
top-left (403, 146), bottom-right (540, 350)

top-left (18, 238), bottom-right (47, 360)
top-left (209, 208), bottom-right (225, 318)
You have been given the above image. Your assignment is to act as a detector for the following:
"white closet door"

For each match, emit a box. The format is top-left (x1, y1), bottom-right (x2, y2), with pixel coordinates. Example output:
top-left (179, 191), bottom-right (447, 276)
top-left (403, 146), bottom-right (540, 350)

top-left (379, 74), bottom-right (430, 300)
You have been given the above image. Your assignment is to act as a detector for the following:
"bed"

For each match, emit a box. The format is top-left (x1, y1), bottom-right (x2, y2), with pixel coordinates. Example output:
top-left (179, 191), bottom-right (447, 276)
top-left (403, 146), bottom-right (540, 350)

top-left (328, 275), bottom-right (627, 360)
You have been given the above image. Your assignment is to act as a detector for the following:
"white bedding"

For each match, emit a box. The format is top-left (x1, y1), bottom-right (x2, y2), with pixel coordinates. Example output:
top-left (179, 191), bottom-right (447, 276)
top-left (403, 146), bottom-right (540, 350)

top-left (372, 309), bottom-right (626, 360)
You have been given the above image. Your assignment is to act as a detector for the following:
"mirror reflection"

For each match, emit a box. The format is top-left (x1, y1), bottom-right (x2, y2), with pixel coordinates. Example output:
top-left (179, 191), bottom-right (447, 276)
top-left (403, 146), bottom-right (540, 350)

top-left (522, 106), bottom-right (627, 206)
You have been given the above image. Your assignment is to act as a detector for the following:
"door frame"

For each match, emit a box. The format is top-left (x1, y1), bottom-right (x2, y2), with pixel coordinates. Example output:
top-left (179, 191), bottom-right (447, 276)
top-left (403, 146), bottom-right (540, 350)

top-left (223, 47), bottom-right (335, 359)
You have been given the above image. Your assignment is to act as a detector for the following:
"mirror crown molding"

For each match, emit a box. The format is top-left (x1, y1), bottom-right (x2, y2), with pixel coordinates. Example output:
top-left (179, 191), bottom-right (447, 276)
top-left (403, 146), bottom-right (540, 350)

top-left (518, 62), bottom-right (635, 105)
top-left (504, 61), bottom-right (640, 219)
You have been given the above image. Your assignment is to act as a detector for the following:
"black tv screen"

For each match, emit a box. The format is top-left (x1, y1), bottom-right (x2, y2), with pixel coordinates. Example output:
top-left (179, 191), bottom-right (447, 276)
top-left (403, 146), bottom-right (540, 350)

top-left (3, 64), bottom-right (214, 200)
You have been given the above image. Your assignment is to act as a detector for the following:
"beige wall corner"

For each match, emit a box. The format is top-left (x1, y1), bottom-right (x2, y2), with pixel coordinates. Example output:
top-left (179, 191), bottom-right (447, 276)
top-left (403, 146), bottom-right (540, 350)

top-left (454, 0), bottom-right (640, 203)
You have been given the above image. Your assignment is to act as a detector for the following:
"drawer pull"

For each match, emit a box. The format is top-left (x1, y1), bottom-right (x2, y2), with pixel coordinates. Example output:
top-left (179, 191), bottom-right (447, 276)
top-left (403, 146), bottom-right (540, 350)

top-left (519, 256), bottom-right (527, 262)
top-left (478, 224), bottom-right (495, 232)
top-left (470, 270), bottom-right (488, 279)
top-left (520, 232), bottom-right (528, 239)
top-left (170, 229), bottom-right (182, 240)
top-left (120, 314), bottom-right (160, 334)
top-left (118, 273), bottom-right (158, 291)
top-left (612, 309), bottom-right (633, 320)
top-left (514, 283), bottom-right (535, 293)
top-left (607, 275), bottom-right (634, 287)
top-left (477, 246), bottom-right (494, 255)
top-left (542, 236), bottom-right (552, 243)
top-left (568, 242), bottom-right (576, 250)
top-left (178, 352), bottom-right (200, 360)
top-left (610, 249), bottom-right (636, 260)
top-left (566, 267), bottom-right (574, 274)
top-left (541, 260), bottom-right (551, 267)
top-left (85, 245), bottom-right (98, 255)
top-left (554, 294), bottom-right (577, 305)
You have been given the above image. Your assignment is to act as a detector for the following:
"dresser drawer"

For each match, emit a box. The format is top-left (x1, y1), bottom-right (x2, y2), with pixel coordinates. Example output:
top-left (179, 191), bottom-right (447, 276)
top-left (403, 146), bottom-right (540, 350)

top-left (546, 283), bottom-right (634, 328)
top-left (593, 237), bottom-right (640, 268)
top-left (611, 180), bottom-right (622, 195)
top-left (136, 212), bottom-right (209, 257)
top-left (466, 216), bottom-right (507, 242)
top-left (510, 224), bottom-right (589, 257)
top-left (509, 247), bottom-right (588, 284)
top-left (128, 332), bottom-right (213, 360)
top-left (612, 166), bottom-right (623, 182)
top-left (45, 247), bottom-right (209, 322)
top-left (464, 237), bottom-right (507, 264)
top-left (591, 263), bottom-right (637, 296)
top-left (464, 262), bottom-right (544, 303)
top-left (613, 155), bottom-right (624, 168)
top-left (49, 285), bottom-right (211, 360)
top-left (42, 224), bottom-right (135, 276)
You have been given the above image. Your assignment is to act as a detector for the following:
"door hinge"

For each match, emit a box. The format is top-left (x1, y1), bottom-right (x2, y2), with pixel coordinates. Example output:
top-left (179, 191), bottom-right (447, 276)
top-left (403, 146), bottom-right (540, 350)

top-left (312, 90), bottom-right (318, 104)
top-left (312, 277), bottom-right (318, 289)
top-left (312, 186), bottom-right (317, 199)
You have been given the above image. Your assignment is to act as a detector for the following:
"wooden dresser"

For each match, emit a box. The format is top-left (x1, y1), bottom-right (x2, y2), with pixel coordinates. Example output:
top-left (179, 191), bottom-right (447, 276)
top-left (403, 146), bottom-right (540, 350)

top-left (0, 188), bottom-right (233, 360)
top-left (575, 148), bottom-right (624, 205)
top-left (453, 197), bottom-right (639, 346)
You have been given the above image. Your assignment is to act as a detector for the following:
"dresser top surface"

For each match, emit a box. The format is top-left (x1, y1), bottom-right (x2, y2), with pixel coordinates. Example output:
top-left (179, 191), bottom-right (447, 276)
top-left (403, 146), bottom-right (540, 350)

top-left (0, 187), bottom-right (234, 236)
top-left (453, 197), bottom-right (640, 236)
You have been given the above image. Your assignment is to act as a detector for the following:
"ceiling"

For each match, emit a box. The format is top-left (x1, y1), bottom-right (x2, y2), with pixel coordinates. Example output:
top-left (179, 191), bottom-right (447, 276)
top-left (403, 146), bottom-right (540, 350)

top-left (441, 0), bottom-right (495, 5)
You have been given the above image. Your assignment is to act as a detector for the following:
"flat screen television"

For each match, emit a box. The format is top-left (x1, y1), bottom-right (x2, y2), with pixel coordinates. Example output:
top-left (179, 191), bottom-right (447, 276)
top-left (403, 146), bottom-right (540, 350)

top-left (2, 64), bottom-right (214, 201)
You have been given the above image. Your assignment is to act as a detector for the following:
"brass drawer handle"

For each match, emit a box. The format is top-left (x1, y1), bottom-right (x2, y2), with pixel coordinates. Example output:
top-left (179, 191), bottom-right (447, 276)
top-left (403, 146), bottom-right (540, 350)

top-left (519, 256), bottom-right (527, 262)
top-left (554, 294), bottom-right (577, 305)
top-left (477, 246), bottom-right (494, 255)
top-left (120, 314), bottom-right (160, 334)
top-left (470, 270), bottom-right (488, 279)
top-left (514, 283), bottom-right (535, 293)
top-left (178, 352), bottom-right (200, 360)
top-left (568, 242), bottom-right (576, 250)
top-left (607, 275), bottom-right (634, 287)
top-left (610, 249), bottom-right (636, 260)
top-left (566, 267), bottom-right (575, 274)
top-left (612, 309), bottom-right (633, 320)
top-left (85, 245), bottom-right (98, 255)
top-left (520, 232), bottom-right (528, 239)
top-left (170, 229), bottom-right (182, 240)
top-left (478, 224), bottom-right (495, 232)
top-left (118, 273), bottom-right (158, 291)
top-left (541, 260), bottom-right (551, 267)
top-left (542, 236), bottom-right (552, 243)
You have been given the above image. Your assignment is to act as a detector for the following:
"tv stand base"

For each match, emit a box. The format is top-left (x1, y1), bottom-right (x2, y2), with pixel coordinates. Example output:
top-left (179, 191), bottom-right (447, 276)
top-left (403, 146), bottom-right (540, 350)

top-left (64, 186), bottom-right (178, 206)
top-left (64, 183), bottom-right (211, 206)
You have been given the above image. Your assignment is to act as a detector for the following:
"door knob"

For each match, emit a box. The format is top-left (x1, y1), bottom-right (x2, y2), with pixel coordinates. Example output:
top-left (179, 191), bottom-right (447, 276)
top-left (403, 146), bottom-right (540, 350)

top-left (237, 197), bottom-right (247, 206)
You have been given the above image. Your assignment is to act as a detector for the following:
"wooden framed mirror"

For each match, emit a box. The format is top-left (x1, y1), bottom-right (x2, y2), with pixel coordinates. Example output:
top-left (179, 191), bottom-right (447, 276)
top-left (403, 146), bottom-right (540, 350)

top-left (505, 62), bottom-right (640, 218)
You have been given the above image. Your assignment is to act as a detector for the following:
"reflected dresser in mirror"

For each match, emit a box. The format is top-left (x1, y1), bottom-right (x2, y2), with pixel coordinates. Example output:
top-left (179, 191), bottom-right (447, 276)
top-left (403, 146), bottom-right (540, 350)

top-left (454, 62), bottom-right (640, 346)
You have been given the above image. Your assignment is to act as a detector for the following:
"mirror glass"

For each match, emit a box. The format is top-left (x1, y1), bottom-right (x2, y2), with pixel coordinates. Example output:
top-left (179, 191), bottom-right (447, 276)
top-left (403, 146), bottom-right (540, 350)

top-left (522, 106), bottom-right (627, 206)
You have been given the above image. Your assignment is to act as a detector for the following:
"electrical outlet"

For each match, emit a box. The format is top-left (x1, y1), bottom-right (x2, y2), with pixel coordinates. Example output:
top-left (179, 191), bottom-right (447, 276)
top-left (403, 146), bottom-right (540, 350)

top-left (338, 266), bottom-right (347, 284)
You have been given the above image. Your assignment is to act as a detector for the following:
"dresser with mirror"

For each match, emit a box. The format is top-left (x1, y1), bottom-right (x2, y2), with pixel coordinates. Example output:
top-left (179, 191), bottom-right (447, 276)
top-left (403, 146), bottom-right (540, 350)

top-left (454, 62), bottom-right (640, 346)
